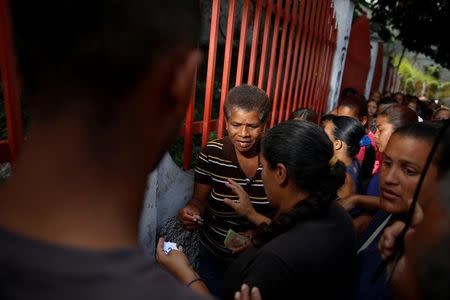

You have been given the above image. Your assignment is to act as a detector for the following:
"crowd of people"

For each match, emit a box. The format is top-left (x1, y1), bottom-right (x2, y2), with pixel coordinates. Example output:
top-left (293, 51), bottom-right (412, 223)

top-left (155, 84), bottom-right (449, 300)
top-left (0, 1), bottom-right (449, 300)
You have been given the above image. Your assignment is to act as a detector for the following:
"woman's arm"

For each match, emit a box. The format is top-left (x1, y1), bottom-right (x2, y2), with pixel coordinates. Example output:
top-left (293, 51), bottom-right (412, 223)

top-left (155, 238), bottom-right (210, 296)
top-left (157, 238), bottom-right (263, 299)
top-left (338, 194), bottom-right (380, 211)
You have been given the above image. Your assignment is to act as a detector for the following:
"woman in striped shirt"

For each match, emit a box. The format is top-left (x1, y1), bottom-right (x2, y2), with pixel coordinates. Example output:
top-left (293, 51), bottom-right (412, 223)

top-left (178, 84), bottom-right (273, 298)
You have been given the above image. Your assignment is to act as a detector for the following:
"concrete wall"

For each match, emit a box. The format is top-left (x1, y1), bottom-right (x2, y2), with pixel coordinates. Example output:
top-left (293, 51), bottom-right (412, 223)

top-left (138, 153), bottom-right (194, 260)
top-left (326, 0), bottom-right (355, 112)
top-left (364, 40), bottom-right (380, 98)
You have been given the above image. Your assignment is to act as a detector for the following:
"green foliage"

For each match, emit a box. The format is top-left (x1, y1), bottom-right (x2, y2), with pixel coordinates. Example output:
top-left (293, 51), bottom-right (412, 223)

top-left (394, 56), bottom-right (438, 86)
top-left (427, 81), bottom-right (439, 99)
top-left (355, 0), bottom-right (450, 68)
top-left (392, 56), bottom-right (450, 98)
top-left (439, 82), bottom-right (450, 98)
top-left (424, 64), bottom-right (441, 80)
top-left (405, 78), bottom-right (415, 94)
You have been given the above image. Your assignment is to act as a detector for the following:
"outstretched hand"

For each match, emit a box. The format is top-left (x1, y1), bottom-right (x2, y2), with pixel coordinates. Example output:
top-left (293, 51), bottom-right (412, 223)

top-left (178, 204), bottom-right (203, 231)
top-left (156, 238), bottom-right (192, 278)
top-left (224, 179), bottom-right (256, 218)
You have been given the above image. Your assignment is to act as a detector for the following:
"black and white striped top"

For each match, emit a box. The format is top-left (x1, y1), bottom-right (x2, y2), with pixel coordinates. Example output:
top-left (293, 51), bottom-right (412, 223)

top-left (195, 137), bottom-right (273, 259)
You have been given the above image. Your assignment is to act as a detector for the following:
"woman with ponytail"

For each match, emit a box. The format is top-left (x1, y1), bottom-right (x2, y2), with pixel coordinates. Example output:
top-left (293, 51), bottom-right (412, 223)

top-left (322, 115), bottom-right (373, 197)
top-left (158, 121), bottom-right (356, 299)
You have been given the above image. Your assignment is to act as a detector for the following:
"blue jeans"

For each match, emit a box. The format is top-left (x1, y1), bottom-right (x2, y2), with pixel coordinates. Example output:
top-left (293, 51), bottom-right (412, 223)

top-left (198, 245), bottom-right (230, 299)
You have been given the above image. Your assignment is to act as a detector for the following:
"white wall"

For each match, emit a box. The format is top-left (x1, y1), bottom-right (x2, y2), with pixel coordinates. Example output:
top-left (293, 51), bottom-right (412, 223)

top-left (378, 56), bottom-right (389, 92)
top-left (326, 0), bottom-right (355, 112)
top-left (364, 40), bottom-right (379, 99)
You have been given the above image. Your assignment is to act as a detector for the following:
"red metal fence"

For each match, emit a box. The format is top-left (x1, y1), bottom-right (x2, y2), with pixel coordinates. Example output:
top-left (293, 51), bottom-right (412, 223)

top-left (0, 0), bottom-right (22, 164)
top-left (0, 0), bottom-right (338, 170)
top-left (183, 0), bottom-right (337, 169)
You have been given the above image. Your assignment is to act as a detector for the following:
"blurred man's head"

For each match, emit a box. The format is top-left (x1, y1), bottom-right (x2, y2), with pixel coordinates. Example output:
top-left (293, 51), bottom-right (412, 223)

top-left (11, 0), bottom-right (202, 171)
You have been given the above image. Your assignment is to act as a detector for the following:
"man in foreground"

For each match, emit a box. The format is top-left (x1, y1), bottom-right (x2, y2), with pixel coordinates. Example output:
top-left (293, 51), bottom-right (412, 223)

top-left (0, 1), bottom-right (206, 299)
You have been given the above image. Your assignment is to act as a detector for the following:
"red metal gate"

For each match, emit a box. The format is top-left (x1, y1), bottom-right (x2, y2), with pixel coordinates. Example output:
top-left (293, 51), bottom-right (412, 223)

top-left (0, 0), bottom-right (22, 164)
top-left (0, 0), bottom-right (338, 169)
top-left (183, 0), bottom-right (338, 168)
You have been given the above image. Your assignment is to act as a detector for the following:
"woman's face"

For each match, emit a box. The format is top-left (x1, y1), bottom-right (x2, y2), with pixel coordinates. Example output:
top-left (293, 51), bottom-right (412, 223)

top-left (374, 115), bottom-right (395, 152)
top-left (226, 108), bottom-right (264, 154)
top-left (368, 101), bottom-right (378, 117)
top-left (379, 134), bottom-right (438, 214)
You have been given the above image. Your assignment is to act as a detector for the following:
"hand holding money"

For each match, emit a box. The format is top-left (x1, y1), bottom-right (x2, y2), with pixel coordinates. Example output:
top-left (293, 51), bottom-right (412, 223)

top-left (224, 229), bottom-right (252, 253)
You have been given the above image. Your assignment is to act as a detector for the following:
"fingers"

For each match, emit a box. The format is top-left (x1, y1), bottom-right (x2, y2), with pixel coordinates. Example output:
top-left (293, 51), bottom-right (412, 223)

top-left (179, 208), bottom-right (203, 229)
top-left (234, 284), bottom-right (250, 300)
top-left (224, 198), bottom-right (239, 209)
top-left (226, 179), bottom-right (246, 195)
top-left (251, 287), bottom-right (262, 300)
top-left (379, 221), bottom-right (405, 259)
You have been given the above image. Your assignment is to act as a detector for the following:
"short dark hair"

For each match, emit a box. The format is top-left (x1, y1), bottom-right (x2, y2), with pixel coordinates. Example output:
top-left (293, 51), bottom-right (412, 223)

top-left (11, 0), bottom-right (201, 114)
top-left (378, 104), bottom-right (418, 130)
top-left (224, 85), bottom-right (271, 123)
top-left (291, 108), bottom-right (318, 123)
top-left (341, 87), bottom-right (358, 98)
top-left (378, 97), bottom-right (398, 113)
top-left (338, 95), bottom-right (368, 119)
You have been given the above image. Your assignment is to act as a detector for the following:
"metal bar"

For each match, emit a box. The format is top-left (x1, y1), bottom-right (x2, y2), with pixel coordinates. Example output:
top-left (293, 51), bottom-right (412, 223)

top-left (0, 140), bottom-right (10, 163)
top-left (322, 7), bottom-right (337, 112)
top-left (277, 0), bottom-right (299, 122)
top-left (247, 0), bottom-right (262, 85)
top-left (298, 0), bottom-right (319, 109)
top-left (312, 0), bottom-right (330, 112)
top-left (320, 23), bottom-right (337, 114)
top-left (182, 72), bottom-right (197, 170)
top-left (0, 0), bottom-right (23, 164)
top-left (304, 0), bottom-right (324, 110)
top-left (292, 0), bottom-right (312, 111)
top-left (217, 0), bottom-right (237, 139)
top-left (284, 0), bottom-right (306, 120)
top-left (257, 0), bottom-right (274, 89)
top-left (270, 0), bottom-right (292, 127)
top-left (316, 9), bottom-right (333, 113)
top-left (265, 0), bottom-right (283, 100)
top-left (307, 0), bottom-right (327, 111)
top-left (235, 0), bottom-right (250, 85)
top-left (201, 0), bottom-right (221, 147)
top-left (318, 25), bottom-right (332, 114)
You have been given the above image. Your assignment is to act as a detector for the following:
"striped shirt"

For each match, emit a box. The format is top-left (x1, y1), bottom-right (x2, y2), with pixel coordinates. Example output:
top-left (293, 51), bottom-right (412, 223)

top-left (195, 137), bottom-right (273, 259)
